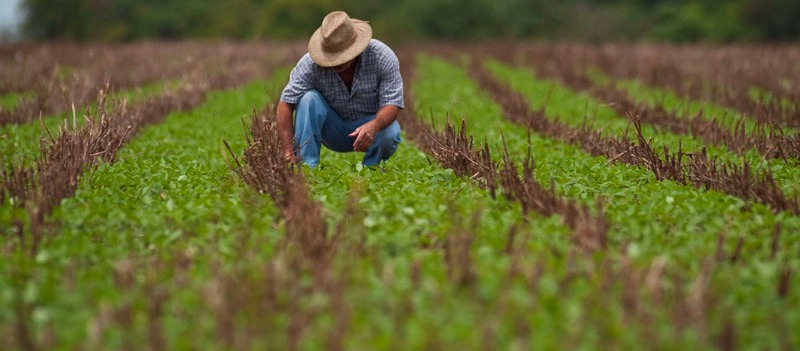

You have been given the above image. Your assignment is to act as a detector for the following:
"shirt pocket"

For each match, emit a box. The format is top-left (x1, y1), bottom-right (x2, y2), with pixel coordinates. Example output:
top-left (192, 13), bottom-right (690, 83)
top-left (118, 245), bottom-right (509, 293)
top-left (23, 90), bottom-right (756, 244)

top-left (315, 77), bottom-right (341, 104)
top-left (353, 81), bottom-right (379, 109)
top-left (321, 89), bottom-right (340, 104)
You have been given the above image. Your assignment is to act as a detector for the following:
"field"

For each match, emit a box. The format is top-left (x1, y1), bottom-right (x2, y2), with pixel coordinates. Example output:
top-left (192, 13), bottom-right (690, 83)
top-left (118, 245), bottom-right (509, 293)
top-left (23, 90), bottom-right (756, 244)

top-left (1, 41), bottom-right (799, 350)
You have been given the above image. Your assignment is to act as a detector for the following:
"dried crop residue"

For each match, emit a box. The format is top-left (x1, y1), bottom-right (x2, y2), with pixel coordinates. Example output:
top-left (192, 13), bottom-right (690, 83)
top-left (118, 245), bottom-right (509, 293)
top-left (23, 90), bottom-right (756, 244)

top-left (398, 48), bottom-right (609, 253)
top-left (498, 43), bottom-right (800, 129)
top-left (1, 44), bottom-right (301, 265)
top-left (484, 44), bottom-right (800, 162)
top-left (466, 57), bottom-right (800, 215)
top-left (1, 82), bottom-right (198, 254)
top-left (226, 107), bottom-right (353, 350)
top-left (591, 85), bottom-right (800, 161)
top-left (1, 45), bottom-right (302, 348)
top-left (0, 41), bottom-right (304, 125)
top-left (405, 48), bottom-right (732, 347)
top-left (397, 49), bottom-right (496, 194)
top-left (498, 142), bottom-right (609, 252)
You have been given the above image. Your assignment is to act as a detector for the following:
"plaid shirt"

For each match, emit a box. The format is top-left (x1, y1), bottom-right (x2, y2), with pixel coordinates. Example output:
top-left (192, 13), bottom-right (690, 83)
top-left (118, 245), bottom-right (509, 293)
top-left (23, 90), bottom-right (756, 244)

top-left (280, 39), bottom-right (404, 120)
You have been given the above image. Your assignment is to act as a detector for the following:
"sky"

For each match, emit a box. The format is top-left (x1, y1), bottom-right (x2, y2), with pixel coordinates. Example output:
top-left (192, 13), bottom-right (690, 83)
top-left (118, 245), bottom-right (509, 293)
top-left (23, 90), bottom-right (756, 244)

top-left (0, 0), bottom-right (22, 31)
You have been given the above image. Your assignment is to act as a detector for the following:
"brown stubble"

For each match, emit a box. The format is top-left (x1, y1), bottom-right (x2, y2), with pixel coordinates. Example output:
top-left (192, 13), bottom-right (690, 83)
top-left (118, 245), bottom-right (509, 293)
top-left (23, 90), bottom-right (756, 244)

top-left (487, 43), bottom-right (800, 163)
top-left (0, 41), bottom-right (305, 126)
top-left (227, 106), bottom-right (353, 350)
top-left (1, 43), bottom-right (295, 256)
top-left (410, 46), bottom-right (758, 348)
top-left (397, 46), bottom-right (615, 347)
top-left (466, 55), bottom-right (800, 215)
top-left (501, 43), bottom-right (800, 129)
top-left (398, 45), bottom-right (610, 251)
top-left (1, 43), bottom-right (299, 351)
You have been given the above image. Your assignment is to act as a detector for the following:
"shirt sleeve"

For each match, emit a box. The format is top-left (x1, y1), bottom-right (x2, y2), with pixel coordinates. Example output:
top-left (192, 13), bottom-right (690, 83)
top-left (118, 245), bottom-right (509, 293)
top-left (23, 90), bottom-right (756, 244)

top-left (377, 48), bottom-right (404, 109)
top-left (280, 54), bottom-right (316, 105)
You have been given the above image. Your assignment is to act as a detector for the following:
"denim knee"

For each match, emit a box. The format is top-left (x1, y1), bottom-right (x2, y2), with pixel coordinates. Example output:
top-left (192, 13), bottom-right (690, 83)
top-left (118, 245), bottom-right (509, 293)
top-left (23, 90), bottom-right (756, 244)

top-left (375, 122), bottom-right (401, 148)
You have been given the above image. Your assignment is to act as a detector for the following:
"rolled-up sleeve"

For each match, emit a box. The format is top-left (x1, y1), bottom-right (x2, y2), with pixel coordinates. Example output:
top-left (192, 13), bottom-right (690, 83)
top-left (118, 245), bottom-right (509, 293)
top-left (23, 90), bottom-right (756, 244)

top-left (280, 54), bottom-right (316, 105)
top-left (378, 50), bottom-right (404, 109)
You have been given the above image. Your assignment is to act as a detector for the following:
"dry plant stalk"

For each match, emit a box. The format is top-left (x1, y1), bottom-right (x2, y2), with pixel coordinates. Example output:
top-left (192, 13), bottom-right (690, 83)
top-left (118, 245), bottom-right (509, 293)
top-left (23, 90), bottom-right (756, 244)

top-left (398, 49), bottom-right (609, 253)
top-left (491, 45), bottom-right (800, 162)
top-left (498, 138), bottom-right (609, 252)
top-left (468, 58), bottom-right (800, 215)
top-left (226, 106), bottom-right (352, 350)
top-left (492, 43), bottom-right (800, 129)
top-left (1, 47), bottom-right (292, 256)
top-left (2, 80), bottom-right (210, 254)
top-left (0, 41), bottom-right (303, 125)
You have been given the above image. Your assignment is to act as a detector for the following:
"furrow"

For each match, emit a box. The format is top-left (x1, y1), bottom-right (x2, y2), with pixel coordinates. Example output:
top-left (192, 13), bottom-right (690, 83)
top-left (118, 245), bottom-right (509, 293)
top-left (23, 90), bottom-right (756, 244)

top-left (0, 79), bottom-right (180, 169)
top-left (415, 54), bottom-right (800, 257)
top-left (526, 58), bottom-right (800, 162)
top-left (469, 57), bottom-right (799, 216)
top-left (413, 52), bottom-right (800, 350)
top-left (398, 51), bottom-right (609, 252)
top-left (506, 43), bottom-right (800, 129)
top-left (227, 106), bottom-right (354, 350)
top-left (1, 46), bottom-right (297, 254)
top-left (0, 42), bottom-right (304, 126)
top-left (0, 70), bottom-right (292, 350)
top-left (592, 81), bottom-right (800, 161)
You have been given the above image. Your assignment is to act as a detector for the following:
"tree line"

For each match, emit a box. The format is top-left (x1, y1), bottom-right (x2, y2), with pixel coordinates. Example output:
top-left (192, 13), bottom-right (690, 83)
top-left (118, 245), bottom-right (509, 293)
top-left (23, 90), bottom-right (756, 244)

top-left (20, 0), bottom-right (800, 42)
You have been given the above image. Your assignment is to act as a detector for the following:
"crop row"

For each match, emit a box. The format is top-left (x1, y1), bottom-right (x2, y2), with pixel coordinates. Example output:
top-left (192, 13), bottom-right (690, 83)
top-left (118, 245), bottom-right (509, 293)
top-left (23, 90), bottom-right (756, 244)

top-left (0, 42), bottom-right (300, 176)
top-left (464, 56), bottom-right (799, 215)
top-left (219, 50), bottom-right (799, 349)
top-left (414, 52), bottom-right (800, 261)
top-left (0, 68), bottom-right (296, 349)
top-left (468, 50), bottom-right (800, 197)
top-left (0, 42), bottom-right (303, 125)
top-left (497, 43), bottom-right (800, 128)
top-left (225, 55), bottom-right (609, 347)
top-left (2, 68), bottom-right (558, 348)
top-left (487, 45), bottom-right (800, 162)
top-left (1, 44), bottom-right (296, 257)
top-left (1, 43), bottom-right (798, 349)
top-left (396, 51), bottom-right (608, 251)
top-left (413, 53), bottom-right (798, 347)
top-left (0, 80), bottom-right (181, 170)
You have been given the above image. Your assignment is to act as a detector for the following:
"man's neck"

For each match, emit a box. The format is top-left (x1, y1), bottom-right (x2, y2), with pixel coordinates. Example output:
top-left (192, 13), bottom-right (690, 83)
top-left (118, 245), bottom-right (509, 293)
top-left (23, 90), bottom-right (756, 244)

top-left (336, 57), bottom-right (358, 90)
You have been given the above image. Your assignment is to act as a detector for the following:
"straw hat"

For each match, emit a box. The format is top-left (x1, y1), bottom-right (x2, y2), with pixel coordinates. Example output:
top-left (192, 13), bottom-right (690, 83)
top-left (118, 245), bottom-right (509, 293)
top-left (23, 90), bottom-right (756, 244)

top-left (308, 11), bottom-right (372, 67)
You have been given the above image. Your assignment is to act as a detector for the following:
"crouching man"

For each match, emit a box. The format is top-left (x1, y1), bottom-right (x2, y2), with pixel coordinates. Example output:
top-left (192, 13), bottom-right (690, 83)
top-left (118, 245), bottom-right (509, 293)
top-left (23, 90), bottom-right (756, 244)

top-left (277, 11), bottom-right (404, 168)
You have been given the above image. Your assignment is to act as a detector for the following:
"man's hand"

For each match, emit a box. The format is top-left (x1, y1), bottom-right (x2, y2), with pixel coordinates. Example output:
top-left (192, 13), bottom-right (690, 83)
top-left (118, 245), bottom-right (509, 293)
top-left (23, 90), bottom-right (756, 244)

top-left (348, 121), bottom-right (380, 152)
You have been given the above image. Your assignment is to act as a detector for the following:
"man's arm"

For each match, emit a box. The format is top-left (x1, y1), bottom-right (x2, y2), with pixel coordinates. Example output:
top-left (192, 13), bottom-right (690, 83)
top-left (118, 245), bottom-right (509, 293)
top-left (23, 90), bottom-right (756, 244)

top-left (278, 54), bottom-right (317, 162)
top-left (277, 101), bottom-right (296, 161)
top-left (348, 104), bottom-right (399, 152)
top-left (349, 43), bottom-right (404, 152)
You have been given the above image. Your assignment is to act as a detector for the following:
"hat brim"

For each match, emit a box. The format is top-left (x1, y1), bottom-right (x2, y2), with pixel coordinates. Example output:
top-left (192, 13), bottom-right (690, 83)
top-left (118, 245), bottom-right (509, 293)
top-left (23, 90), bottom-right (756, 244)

top-left (308, 20), bottom-right (372, 67)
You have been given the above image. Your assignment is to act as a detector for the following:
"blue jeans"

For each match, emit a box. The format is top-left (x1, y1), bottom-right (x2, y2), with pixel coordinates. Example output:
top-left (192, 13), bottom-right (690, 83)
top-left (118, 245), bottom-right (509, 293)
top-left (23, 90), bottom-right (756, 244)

top-left (294, 90), bottom-right (401, 167)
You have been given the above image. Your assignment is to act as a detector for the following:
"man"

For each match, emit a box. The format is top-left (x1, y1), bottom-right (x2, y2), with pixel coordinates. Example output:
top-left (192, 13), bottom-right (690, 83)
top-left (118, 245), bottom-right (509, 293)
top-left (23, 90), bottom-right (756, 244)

top-left (277, 11), bottom-right (404, 168)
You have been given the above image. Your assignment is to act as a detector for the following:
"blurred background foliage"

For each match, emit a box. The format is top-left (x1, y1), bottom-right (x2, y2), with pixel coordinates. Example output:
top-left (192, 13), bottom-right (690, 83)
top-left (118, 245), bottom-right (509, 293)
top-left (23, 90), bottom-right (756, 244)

top-left (19, 0), bottom-right (800, 42)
